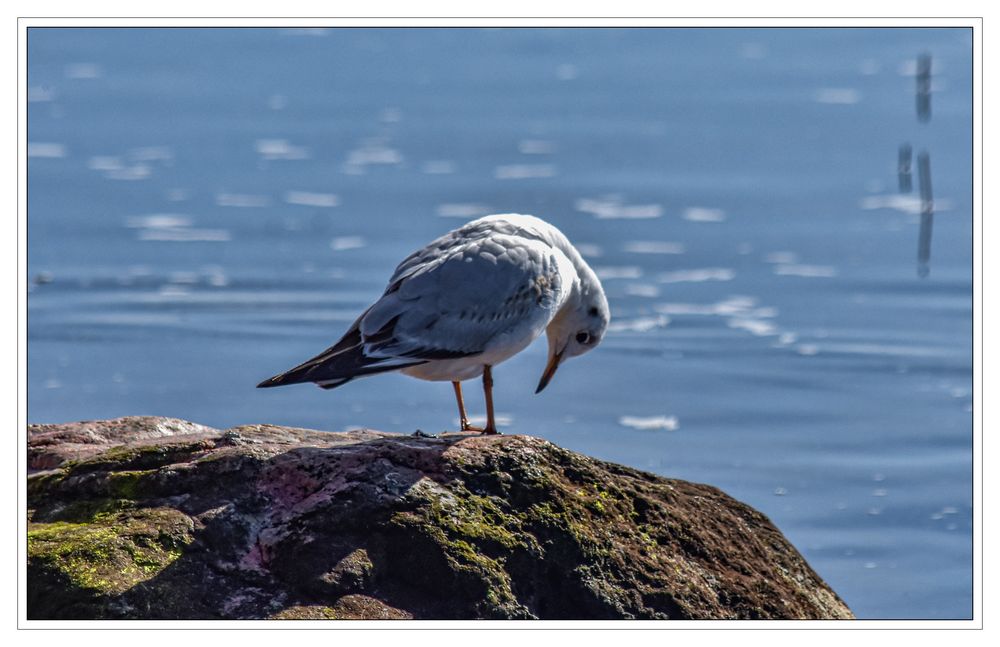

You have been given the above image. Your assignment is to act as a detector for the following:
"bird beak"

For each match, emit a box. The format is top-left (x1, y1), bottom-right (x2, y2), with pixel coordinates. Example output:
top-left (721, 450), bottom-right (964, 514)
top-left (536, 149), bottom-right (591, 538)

top-left (535, 349), bottom-right (564, 394)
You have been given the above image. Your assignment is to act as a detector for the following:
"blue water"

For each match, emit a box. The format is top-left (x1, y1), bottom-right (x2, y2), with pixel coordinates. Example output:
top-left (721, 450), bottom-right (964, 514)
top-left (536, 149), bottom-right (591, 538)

top-left (26, 27), bottom-right (973, 619)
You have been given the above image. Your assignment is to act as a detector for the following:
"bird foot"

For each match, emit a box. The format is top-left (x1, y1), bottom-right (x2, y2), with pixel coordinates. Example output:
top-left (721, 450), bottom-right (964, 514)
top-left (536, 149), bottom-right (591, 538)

top-left (459, 421), bottom-right (501, 435)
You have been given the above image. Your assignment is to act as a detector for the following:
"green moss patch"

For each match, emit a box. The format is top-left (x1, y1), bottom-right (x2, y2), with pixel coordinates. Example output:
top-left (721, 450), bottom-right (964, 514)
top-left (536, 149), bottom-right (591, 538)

top-left (271, 597), bottom-right (411, 620)
top-left (27, 507), bottom-right (194, 595)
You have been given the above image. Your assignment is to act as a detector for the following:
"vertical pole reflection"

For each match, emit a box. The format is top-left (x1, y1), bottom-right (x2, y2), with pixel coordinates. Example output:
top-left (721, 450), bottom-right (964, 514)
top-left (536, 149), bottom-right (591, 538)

top-left (916, 53), bottom-right (932, 123)
top-left (917, 151), bottom-right (934, 277)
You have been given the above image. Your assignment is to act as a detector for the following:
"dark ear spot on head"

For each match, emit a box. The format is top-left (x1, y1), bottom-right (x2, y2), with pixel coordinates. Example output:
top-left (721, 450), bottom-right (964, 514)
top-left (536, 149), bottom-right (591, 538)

top-left (588, 306), bottom-right (599, 317)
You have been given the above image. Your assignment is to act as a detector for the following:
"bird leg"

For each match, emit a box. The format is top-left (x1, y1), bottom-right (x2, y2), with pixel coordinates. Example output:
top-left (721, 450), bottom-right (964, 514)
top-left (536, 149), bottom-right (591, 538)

top-left (481, 365), bottom-right (500, 435)
top-left (452, 381), bottom-right (482, 432)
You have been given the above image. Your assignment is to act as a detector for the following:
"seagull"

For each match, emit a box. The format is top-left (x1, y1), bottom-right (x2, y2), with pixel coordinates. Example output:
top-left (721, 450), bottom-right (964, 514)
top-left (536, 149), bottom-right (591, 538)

top-left (257, 213), bottom-right (610, 435)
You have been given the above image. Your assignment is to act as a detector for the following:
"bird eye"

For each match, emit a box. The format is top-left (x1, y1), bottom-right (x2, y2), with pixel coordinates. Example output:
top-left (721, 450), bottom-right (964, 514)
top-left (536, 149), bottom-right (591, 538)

top-left (588, 307), bottom-right (599, 317)
top-left (575, 331), bottom-right (592, 345)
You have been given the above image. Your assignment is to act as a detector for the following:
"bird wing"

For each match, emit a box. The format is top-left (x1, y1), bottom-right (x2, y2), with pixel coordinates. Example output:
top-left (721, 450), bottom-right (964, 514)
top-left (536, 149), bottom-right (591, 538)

top-left (360, 231), bottom-right (567, 360)
top-left (257, 226), bottom-right (568, 389)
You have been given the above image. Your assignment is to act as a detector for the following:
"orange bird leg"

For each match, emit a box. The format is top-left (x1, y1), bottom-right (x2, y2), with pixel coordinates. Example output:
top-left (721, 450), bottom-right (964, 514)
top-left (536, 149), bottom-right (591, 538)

top-left (481, 365), bottom-right (500, 435)
top-left (452, 381), bottom-right (481, 432)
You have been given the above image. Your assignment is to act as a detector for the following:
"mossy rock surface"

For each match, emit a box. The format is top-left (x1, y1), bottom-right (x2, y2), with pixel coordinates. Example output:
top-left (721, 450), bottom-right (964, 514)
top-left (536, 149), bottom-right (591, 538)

top-left (27, 416), bottom-right (853, 620)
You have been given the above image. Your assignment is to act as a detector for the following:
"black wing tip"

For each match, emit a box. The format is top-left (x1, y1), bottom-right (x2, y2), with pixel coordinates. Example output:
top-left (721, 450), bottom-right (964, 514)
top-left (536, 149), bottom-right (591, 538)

top-left (258, 374), bottom-right (345, 390)
top-left (256, 376), bottom-right (283, 388)
top-left (257, 371), bottom-right (307, 388)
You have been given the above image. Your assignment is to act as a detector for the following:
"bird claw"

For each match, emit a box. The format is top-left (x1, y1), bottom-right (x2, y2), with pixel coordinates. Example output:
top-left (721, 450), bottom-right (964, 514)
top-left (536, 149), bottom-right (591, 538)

top-left (459, 421), bottom-right (501, 435)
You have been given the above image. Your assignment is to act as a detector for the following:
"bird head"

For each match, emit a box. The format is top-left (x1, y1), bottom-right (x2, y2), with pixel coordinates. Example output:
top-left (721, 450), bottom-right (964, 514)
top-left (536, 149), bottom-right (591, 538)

top-left (536, 281), bottom-right (610, 393)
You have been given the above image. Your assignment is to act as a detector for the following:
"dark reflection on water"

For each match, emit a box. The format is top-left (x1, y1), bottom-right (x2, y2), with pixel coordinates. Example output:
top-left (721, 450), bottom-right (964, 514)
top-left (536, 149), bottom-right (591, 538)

top-left (27, 27), bottom-right (973, 619)
top-left (917, 151), bottom-right (935, 278)
top-left (917, 52), bottom-right (934, 123)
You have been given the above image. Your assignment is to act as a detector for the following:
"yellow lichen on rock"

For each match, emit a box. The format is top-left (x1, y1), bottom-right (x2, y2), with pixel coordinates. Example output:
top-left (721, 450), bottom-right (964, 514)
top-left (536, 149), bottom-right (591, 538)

top-left (28, 507), bottom-right (194, 595)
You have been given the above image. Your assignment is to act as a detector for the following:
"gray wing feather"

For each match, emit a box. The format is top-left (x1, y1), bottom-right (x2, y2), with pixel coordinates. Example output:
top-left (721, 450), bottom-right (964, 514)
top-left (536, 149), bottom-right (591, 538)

top-left (360, 233), bottom-right (563, 359)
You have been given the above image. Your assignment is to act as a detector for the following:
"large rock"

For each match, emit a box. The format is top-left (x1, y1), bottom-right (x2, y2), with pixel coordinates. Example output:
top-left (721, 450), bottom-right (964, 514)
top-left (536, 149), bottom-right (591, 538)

top-left (27, 417), bottom-right (853, 620)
